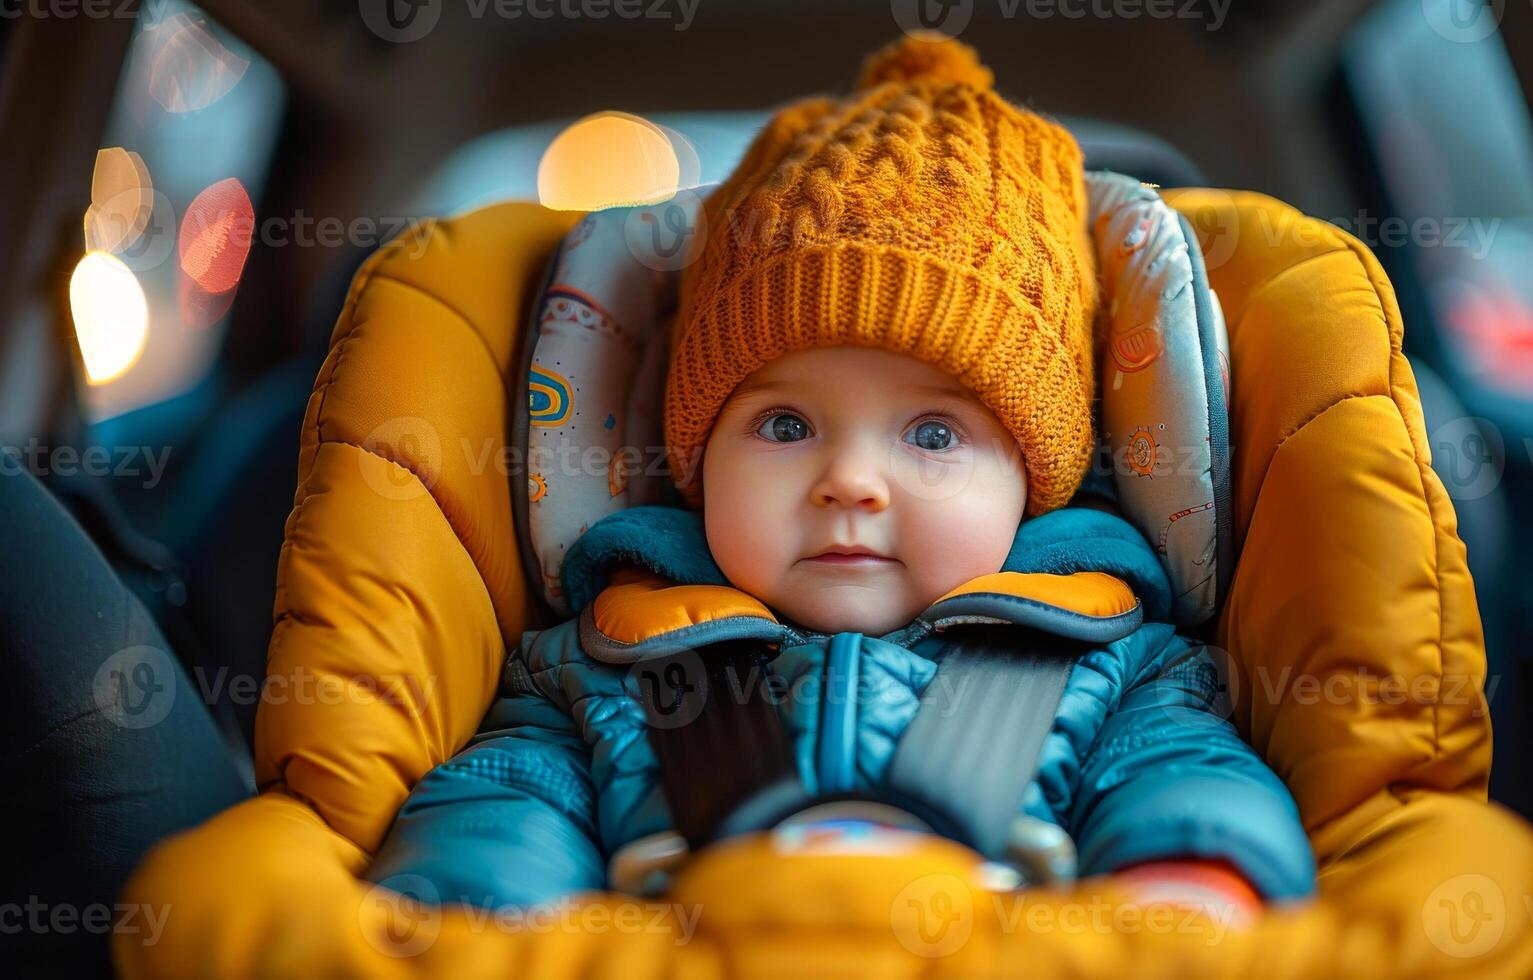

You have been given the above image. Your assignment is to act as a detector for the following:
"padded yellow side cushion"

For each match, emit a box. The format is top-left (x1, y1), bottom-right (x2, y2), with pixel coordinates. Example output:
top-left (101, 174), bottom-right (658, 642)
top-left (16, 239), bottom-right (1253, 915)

top-left (255, 204), bottom-right (580, 855)
top-left (1163, 189), bottom-right (1491, 848)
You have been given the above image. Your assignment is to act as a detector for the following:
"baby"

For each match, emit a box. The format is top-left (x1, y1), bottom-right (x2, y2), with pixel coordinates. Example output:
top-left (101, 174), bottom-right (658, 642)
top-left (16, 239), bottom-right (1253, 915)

top-left (366, 34), bottom-right (1316, 923)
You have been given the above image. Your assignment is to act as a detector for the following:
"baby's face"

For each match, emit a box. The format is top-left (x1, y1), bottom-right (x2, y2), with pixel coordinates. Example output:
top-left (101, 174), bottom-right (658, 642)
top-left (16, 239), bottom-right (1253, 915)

top-left (702, 346), bottom-right (1027, 637)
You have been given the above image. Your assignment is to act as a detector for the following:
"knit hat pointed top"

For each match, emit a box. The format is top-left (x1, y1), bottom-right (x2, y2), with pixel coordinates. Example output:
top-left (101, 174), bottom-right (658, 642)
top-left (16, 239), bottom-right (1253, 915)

top-left (665, 35), bottom-right (1099, 516)
top-left (855, 32), bottom-right (995, 91)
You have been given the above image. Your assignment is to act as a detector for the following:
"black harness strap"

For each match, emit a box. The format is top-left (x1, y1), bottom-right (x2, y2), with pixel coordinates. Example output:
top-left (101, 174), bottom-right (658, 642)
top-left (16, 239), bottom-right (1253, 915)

top-left (636, 640), bottom-right (797, 849)
top-left (884, 625), bottom-right (1079, 860)
top-left (637, 627), bottom-right (1080, 860)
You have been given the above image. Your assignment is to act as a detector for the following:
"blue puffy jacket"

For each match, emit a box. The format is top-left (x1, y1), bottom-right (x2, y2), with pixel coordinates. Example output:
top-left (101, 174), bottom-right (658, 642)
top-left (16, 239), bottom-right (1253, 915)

top-left (367, 504), bottom-right (1316, 906)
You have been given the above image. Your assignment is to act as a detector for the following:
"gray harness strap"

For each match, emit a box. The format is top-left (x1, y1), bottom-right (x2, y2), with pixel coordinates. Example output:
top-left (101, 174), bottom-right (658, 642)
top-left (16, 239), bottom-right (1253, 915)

top-left (885, 626), bottom-right (1079, 860)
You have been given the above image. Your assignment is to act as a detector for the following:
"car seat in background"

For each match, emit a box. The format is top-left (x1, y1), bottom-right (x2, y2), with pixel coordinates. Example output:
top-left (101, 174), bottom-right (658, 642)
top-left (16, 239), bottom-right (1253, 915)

top-left (412, 111), bottom-right (1206, 216)
top-left (112, 156), bottom-right (1533, 974)
top-left (0, 112), bottom-right (1213, 980)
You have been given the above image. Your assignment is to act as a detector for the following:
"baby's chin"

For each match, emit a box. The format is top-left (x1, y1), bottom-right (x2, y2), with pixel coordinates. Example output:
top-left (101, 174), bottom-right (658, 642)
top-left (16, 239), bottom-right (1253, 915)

top-left (771, 585), bottom-right (922, 637)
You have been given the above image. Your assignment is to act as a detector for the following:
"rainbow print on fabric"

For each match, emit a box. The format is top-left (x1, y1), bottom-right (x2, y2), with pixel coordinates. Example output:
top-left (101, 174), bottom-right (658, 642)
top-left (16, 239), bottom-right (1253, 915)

top-left (529, 365), bottom-right (573, 427)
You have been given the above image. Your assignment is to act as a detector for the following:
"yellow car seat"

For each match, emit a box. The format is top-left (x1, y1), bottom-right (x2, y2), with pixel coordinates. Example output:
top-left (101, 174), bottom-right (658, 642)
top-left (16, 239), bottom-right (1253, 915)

top-left (114, 189), bottom-right (1533, 978)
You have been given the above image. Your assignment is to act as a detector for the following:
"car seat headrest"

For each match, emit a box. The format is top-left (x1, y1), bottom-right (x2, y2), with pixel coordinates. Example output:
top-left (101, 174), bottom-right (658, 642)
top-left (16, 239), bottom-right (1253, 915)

top-left (1085, 171), bottom-right (1233, 626)
top-left (515, 173), bottom-right (1233, 627)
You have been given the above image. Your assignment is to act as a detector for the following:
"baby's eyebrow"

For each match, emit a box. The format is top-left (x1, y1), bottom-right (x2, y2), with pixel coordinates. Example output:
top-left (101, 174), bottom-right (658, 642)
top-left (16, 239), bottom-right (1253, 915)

top-left (910, 383), bottom-right (984, 405)
top-left (729, 378), bottom-right (797, 398)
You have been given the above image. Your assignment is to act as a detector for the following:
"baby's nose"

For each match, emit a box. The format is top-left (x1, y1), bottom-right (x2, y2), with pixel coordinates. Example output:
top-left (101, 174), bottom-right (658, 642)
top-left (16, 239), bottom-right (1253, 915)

top-left (810, 453), bottom-right (891, 511)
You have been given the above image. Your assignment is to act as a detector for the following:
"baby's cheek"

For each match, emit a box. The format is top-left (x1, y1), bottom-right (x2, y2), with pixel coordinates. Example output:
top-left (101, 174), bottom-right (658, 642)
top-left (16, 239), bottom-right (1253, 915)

top-left (902, 464), bottom-right (1024, 596)
top-left (905, 508), bottom-right (1007, 595)
top-left (703, 459), bottom-right (797, 600)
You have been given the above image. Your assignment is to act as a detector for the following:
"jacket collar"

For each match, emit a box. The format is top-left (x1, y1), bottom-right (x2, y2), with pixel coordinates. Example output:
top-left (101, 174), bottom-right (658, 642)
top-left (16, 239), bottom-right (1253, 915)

top-left (565, 505), bottom-right (1169, 664)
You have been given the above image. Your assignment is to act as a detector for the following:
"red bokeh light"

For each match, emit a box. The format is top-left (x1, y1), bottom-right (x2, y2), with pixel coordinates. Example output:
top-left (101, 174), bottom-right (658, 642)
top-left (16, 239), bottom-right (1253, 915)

top-left (179, 176), bottom-right (254, 296)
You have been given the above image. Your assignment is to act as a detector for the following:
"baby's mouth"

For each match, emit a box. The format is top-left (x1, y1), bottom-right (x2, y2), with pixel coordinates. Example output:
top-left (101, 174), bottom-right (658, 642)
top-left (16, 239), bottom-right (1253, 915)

top-left (801, 548), bottom-right (899, 567)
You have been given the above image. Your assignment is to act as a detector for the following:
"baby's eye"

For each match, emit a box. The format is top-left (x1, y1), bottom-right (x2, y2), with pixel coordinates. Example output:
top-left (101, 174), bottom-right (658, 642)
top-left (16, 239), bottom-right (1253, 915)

top-left (905, 418), bottom-right (956, 452)
top-left (757, 413), bottom-right (810, 443)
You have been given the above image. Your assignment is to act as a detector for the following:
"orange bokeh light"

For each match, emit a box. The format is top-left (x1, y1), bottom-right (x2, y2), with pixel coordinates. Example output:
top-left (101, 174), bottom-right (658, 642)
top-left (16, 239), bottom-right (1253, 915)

top-left (179, 176), bottom-right (254, 297)
top-left (538, 111), bottom-right (682, 211)
top-left (83, 147), bottom-right (154, 255)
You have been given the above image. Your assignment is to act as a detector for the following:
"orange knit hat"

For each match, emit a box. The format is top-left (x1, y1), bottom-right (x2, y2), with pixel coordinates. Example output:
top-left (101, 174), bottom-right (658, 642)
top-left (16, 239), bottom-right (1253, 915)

top-left (664, 33), bottom-right (1099, 516)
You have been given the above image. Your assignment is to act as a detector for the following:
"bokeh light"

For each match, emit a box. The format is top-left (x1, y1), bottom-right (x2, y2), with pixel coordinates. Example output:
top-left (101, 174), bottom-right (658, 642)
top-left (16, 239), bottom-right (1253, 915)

top-left (143, 11), bottom-right (250, 114)
top-left (69, 252), bottom-right (150, 384)
top-left (654, 123), bottom-right (702, 191)
top-left (1440, 276), bottom-right (1533, 393)
top-left (179, 176), bottom-right (254, 297)
top-left (538, 111), bottom-right (682, 211)
top-left (83, 147), bottom-right (154, 255)
top-left (178, 266), bottom-right (239, 330)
